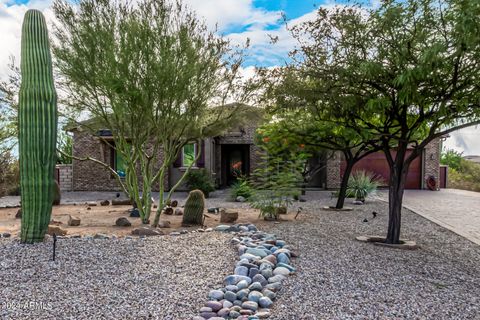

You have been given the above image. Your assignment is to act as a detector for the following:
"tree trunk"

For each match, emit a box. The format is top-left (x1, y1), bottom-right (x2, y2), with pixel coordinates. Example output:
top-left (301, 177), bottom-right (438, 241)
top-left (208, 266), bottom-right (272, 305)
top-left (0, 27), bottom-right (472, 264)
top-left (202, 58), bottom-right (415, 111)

top-left (335, 159), bottom-right (354, 209)
top-left (385, 150), bottom-right (410, 244)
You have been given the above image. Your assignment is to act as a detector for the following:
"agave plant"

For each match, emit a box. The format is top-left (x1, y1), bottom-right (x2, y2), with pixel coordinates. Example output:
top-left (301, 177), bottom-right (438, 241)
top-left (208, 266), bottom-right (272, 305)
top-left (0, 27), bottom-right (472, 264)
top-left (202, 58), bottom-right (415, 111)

top-left (346, 170), bottom-right (382, 202)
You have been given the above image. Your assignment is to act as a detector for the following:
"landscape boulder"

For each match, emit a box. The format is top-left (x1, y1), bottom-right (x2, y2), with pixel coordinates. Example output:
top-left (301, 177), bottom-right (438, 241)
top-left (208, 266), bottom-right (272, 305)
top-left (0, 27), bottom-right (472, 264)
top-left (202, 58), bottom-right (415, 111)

top-left (116, 217), bottom-right (132, 227)
top-left (235, 196), bottom-right (246, 202)
top-left (47, 225), bottom-right (67, 236)
top-left (68, 215), bottom-right (81, 226)
top-left (131, 227), bottom-right (163, 236)
top-left (220, 209), bottom-right (239, 223)
top-left (157, 220), bottom-right (171, 228)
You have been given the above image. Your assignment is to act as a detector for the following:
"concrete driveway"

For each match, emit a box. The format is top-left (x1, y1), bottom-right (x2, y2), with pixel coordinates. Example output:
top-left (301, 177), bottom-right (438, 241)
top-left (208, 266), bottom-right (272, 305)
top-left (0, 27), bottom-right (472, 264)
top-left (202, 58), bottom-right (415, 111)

top-left (379, 189), bottom-right (480, 245)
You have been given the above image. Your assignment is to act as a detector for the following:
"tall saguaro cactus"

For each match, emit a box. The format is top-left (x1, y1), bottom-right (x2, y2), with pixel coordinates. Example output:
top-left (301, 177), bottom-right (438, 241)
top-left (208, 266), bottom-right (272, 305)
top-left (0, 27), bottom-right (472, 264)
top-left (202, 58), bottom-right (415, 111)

top-left (19, 9), bottom-right (58, 243)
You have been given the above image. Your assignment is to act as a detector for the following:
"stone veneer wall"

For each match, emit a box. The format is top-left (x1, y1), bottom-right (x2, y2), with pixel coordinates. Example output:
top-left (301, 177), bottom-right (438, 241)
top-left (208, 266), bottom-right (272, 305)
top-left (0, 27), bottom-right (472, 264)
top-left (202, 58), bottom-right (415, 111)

top-left (56, 164), bottom-right (73, 191)
top-left (325, 151), bottom-right (341, 189)
top-left (423, 138), bottom-right (441, 190)
top-left (72, 130), bottom-right (167, 191)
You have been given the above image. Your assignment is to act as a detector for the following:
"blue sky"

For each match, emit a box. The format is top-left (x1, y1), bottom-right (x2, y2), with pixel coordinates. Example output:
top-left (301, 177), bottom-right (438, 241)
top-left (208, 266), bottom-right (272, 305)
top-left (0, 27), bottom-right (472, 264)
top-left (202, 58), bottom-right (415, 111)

top-left (0, 0), bottom-right (478, 155)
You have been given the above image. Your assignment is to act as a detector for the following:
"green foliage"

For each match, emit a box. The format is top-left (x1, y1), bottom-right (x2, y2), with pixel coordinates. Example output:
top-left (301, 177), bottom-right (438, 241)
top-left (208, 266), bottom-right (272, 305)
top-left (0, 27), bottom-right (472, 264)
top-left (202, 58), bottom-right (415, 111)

top-left (0, 152), bottom-right (20, 197)
top-left (18, 9), bottom-right (58, 243)
top-left (266, 0), bottom-right (480, 243)
top-left (57, 131), bottom-right (73, 164)
top-left (53, 0), bottom-right (252, 227)
top-left (441, 149), bottom-right (463, 171)
top-left (346, 171), bottom-right (382, 201)
top-left (230, 175), bottom-right (253, 200)
top-left (182, 189), bottom-right (205, 225)
top-left (448, 159), bottom-right (480, 192)
top-left (185, 169), bottom-right (215, 198)
top-left (248, 132), bottom-right (304, 220)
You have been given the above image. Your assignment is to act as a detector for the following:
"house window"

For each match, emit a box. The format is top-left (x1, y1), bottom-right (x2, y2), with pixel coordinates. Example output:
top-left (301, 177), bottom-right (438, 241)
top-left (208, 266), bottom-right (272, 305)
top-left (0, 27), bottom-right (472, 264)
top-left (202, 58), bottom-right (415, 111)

top-left (115, 150), bottom-right (127, 177)
top-left (182, 143), bottom-right (196, 167)
top-left (108, 143), bottom-right (127, 178)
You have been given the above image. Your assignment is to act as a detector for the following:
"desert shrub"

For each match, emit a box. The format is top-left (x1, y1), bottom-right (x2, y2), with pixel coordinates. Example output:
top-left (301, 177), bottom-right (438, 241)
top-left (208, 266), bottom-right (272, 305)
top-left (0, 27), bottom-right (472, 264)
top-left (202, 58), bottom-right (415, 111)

top-left (184, 169), bottom-right (215, 198)
top-left (448, 159), bottom-right (480, 192)
top-left (0, 153), bottom-right (20, 197)
top-left (230, 176), bottom-right (253, 200)
top-left (346, 170), bottom-right (381, 201)
top-left (441, 149), bottom-right (463, 171)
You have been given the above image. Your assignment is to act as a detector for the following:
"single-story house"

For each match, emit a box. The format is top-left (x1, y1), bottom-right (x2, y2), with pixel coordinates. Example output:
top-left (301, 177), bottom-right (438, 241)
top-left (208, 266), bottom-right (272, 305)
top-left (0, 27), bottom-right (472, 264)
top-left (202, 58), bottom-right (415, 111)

top-left (61, 118), bottom-right (443, 192)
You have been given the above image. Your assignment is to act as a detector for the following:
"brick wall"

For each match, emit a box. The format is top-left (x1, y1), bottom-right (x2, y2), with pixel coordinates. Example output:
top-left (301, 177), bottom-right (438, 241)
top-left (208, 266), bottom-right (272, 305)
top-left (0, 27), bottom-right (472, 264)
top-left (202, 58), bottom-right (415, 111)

top-left (57, 164), bottom-right (73, 191)
top-left (72, 130), bottom-right (167, 191)
top-left (423, 138), bottom-right (441, 190)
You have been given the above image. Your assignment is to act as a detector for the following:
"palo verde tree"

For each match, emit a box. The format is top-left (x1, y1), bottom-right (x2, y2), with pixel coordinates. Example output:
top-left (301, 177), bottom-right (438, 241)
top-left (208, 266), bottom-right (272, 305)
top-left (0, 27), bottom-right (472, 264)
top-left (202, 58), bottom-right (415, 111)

top-left (286, 0), bottom-right (480, 244)
top-left (53, 0), bottom-right (253, 225)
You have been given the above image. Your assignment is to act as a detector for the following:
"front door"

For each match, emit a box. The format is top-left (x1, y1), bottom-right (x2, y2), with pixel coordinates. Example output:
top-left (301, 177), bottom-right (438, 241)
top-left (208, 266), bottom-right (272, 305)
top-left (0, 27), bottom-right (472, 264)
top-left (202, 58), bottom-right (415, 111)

top-left (221, 144), bottom-right (250, 186)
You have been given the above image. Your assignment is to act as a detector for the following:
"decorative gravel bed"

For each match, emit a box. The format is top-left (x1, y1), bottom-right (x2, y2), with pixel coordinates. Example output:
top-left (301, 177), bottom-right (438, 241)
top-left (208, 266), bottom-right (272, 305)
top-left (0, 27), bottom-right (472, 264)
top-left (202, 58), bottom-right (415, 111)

top-left (1, 191), bottom-right (479, 320)
top-left (0, 232), bottom-right (235, 320)
top-left (262, 196), bottom-right (480, 320)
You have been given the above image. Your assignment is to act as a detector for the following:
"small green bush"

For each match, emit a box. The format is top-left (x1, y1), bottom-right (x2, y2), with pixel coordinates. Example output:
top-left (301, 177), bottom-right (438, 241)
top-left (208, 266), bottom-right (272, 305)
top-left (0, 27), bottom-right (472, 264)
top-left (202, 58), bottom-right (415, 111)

top-left (448, 159), bottom-right (480, 192)
top-left (185, 169), bottom-right (215, 198)
top-left (230, 176), bottom-right (253, 200)
top-left (346, 170), bottom-right (381, 201)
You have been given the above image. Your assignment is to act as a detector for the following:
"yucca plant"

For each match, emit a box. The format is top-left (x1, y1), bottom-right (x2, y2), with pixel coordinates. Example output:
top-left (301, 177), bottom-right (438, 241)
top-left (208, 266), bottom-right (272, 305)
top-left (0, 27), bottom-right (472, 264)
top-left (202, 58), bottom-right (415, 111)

top-left (346, 170), bottom-right (381, 202)
top-left (18, 9), bottom-right (58, 243)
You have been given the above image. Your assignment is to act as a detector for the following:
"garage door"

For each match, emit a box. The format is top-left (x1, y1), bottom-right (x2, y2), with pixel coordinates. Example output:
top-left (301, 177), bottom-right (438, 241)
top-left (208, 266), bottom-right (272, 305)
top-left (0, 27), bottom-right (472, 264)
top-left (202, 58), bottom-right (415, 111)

top-left (340, 150), bottom-right (422, 189)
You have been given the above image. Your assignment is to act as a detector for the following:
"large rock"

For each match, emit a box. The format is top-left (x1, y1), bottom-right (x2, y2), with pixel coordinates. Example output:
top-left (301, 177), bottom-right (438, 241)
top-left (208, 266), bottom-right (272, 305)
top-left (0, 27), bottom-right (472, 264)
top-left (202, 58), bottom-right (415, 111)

top-left (235, 196), bottom-right (246, 202)
top-left (47, 225), bottom-right (67, 236)
top-left (131, 227), bottom-right (162, 236)
top-left (68, 215), bottom-right (81, 226)
top-left (220, 209), bottom-right (238, 223)
top-left (116, 217), bottom-right (132, 227)
top-left (157, 220), bottom-right (171, 228)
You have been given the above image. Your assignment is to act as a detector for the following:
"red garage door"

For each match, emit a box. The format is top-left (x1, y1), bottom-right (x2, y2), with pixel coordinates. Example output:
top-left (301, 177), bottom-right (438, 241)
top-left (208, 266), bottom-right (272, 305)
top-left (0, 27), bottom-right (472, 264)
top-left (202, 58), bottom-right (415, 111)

top-left (341, 150), bottom-right (422, 189)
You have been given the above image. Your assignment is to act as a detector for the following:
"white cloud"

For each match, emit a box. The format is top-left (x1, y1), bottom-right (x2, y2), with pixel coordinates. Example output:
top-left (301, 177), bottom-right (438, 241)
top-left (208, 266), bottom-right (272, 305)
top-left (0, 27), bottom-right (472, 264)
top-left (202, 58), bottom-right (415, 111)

top-left (0, 0), bottom-right (53, 80)
top-left (182, 0), bottom-right (281, 32)
top-left (444, 126), bottom-right (480, 156)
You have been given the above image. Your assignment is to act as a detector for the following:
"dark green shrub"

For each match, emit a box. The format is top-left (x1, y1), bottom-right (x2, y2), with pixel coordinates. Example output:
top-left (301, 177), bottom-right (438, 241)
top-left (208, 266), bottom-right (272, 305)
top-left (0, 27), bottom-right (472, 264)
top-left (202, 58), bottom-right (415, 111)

top-left (230, 176), bottom-right (252, 200)
top-left (185, 169), bottom-right (215, 198)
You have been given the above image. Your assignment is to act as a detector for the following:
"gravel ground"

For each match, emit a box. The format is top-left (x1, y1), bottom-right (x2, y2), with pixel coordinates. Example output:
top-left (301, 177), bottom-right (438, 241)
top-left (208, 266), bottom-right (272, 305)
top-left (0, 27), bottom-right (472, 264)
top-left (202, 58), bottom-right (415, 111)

top-left (0, 232), bottom-right (235, 320)
top-left (262, 194), bottom-right (480, 320)
top-left (1, 191), bottom-right (479, 320)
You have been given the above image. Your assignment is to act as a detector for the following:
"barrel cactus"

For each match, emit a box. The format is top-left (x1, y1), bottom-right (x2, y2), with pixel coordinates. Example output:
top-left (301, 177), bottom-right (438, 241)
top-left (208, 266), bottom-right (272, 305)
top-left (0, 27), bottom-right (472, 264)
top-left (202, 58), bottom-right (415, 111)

top-left (18, 9), bottom-right (58, 243)
top-left (182, 189), bottom-right (205, 226)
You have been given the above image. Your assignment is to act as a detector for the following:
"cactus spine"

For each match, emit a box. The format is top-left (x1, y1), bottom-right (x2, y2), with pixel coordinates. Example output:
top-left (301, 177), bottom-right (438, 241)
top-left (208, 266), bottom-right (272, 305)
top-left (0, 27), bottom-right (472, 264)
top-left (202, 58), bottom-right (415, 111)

top-left (18, 9), bottom-right (58, 243)
top-left (182, 190), bottom-right (205, 225)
